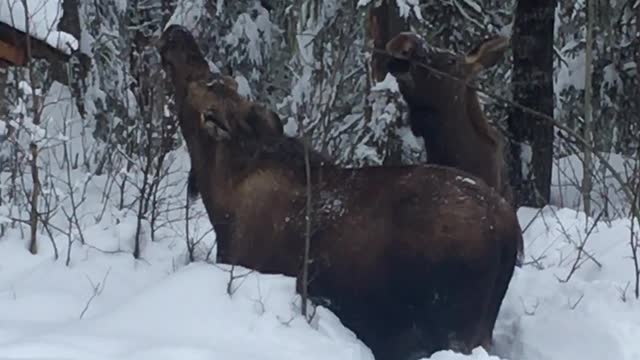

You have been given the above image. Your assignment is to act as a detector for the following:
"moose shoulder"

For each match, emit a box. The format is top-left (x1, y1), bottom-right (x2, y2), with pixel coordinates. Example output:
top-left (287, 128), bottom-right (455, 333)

top-left (159, 25), bottom-right (522, 360)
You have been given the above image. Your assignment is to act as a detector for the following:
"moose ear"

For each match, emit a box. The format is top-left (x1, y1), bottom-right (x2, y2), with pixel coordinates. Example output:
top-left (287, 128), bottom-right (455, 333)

top-left (464, 35), bottom-right (510, 77)
top-left (243, 105), bottom-right (284, 139)
top-left (386, 32), bottom-right (429, 60)
top-left (221, 75), bottom-right (239, 92)
top-left (223, 64), bottom-right (234, 77)
top-left (264, 109), bottom-right (284, 136)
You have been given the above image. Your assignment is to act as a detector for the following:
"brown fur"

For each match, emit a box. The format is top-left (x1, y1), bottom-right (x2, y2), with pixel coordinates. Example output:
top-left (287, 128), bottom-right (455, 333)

top-left (386, 32), bottom-right (522, 265)
top-left (159, 25), bottom-right (522, 360)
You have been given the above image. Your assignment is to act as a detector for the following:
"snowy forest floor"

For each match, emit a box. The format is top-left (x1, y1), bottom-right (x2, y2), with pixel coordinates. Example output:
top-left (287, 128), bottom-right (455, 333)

top-left (2, 205), bottom-right (639, 360)
top-left (1, 86), bottom-right (640, 360)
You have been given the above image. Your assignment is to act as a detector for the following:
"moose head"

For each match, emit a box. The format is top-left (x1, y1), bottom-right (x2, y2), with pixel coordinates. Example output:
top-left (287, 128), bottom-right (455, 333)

top-left (386, 32), bottom-right (509, 107)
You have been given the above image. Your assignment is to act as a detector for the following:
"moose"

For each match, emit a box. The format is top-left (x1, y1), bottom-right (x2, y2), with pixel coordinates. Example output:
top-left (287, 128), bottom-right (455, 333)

top-left (385, 32), bottom-right (512, 203)
top-left (159, 25), bottom-right (522, 360)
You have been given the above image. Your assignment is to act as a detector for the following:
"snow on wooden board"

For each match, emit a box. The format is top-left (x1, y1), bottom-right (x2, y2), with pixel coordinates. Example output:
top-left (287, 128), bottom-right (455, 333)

top-left (0, 0), bottom-right (78, 55)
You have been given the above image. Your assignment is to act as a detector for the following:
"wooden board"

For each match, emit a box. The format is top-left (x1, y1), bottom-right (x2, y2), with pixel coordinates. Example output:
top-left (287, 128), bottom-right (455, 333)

top-left (0, 39), bottom-right (25, 66)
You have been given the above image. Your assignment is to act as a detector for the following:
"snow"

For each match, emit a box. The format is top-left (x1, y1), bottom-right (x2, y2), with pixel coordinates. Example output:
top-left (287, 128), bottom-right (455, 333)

top-left (222, 5), bottom-right (274, 68)
top-left (495, 207), bottom-right (640, 360)
top-left (234, 74), bottom-right (253, 99)
top-left (429, 348), bottom-right (502, 360)
top-left (0, 0), bottom-right (78, 55)
top-left (555, 39), bottom-right (586, 93)
top-left (163, 0), bottom-right (206, 31)
top-left (460, 0), bottom-right (483, 14)
top-left (456, 176), bottom-right (477, 185)
top-left (0, 249), bottom-right (371, 359)
top-left (282, 116), bottom-right (300, 137)
top-left (550, 152), bottom-right (635, 218)
top-left (357, 0), bottom-right (423, 21)
top-left (371, 73), bottom-right (400, 93)
top-left (395, 0), bottom-right (423, 20)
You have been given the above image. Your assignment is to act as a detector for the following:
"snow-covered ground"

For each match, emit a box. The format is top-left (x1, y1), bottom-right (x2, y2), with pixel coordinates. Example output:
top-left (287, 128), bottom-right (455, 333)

top-left (2, 204), bottom-right (639, 360)
top-left (1, 84), bottom-right (640, 360)
top-left (0, 242), bottom-right (370, 360)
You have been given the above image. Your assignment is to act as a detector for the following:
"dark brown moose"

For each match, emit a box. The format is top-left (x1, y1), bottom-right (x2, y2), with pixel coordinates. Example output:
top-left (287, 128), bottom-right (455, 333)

top-left (385, 32), bottom-right (512, 202)
top-left (159, 24), bottom-right (522, 360)
top-left (385, 32), bottom-right (523, 266)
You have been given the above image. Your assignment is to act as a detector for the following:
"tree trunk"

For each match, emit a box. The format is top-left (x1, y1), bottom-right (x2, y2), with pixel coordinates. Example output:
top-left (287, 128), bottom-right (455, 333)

top-left (56, 0), bottom-right (91, 117)
top-left (582, 0), bottom-right (594, 216)
top-left (507, 0), bottom-right (558, 207)
top-left (367, 0), bottom-right (408, 82)
top-left (22, 0), bottom-right (41, 255)
top-left (636, 1), bottom-right (640, 95)
top-left (0, 68), bottom-right (8, 120)
top-left (58, 0), bottom-right (81, 38)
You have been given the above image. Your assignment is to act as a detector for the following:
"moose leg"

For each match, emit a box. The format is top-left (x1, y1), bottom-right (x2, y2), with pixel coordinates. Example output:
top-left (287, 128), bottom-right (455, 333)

top-left (480, 236), bottom-right (519, 352)
top-left (328, 298), bottom-right (391, 360)
top-left (376, 320), bottom-right (436, 360)
top-left (213, 221), bottom-right (233, 263)
top-left (187, 167), bottom-right (199, 200)
top-left (426, 261), bottom-right (500, 355)
top-left (296, 276), bottom-right (388, 359)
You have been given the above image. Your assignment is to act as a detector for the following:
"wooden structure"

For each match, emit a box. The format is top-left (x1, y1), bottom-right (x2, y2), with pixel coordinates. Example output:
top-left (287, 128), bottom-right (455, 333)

top-left (0, 21), bottom-right (71, 67)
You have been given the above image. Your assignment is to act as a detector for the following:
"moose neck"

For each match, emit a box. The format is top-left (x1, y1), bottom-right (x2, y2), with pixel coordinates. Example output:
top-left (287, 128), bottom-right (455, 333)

top-left (412, 88), bottom-right (476, 152)
top-left (205, 141), bottom-right (242, 210)
top-left (209, 138), bottom-right (301, 206)
top-left (169, 62), bottom-right (212, 134)
top-left (173, 80), bottom-right (202, 139)
top-left (169, 76), bottom-right (237, 225)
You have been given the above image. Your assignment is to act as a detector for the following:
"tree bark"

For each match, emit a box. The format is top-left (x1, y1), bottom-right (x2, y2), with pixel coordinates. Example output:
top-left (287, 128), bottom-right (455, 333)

top-left (56, 0), bottom-right (91, 117)
top-left (58, 0), bottom-right (81, 39)
top-left (582, 0), bottom-right (594, 216)
top-left (507, 0), bottom-right (558, 207)
top-left (367, 0), bottom-right (408, 82)
top-left (636, 0), bottom-right (640, 95)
